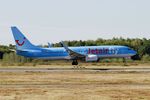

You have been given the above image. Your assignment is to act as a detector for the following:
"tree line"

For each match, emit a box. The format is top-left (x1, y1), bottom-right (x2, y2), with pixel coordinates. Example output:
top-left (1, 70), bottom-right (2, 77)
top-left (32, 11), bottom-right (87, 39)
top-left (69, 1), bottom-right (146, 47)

top-left (0, 37), bottom-right (150, 64)
top-left (53, 37), bottom-right (150, 58)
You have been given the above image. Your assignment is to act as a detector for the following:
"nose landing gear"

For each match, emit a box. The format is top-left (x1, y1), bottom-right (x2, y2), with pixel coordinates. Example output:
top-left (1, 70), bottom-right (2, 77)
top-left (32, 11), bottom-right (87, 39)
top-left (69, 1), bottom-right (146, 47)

top-left (131, 54), bottom-right (141, 60)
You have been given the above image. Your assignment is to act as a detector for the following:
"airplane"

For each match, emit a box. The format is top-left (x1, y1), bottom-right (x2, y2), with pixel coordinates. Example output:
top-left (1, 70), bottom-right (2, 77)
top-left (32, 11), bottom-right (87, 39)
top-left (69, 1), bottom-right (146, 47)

top-left (11, 26), bottom-right (138, 65)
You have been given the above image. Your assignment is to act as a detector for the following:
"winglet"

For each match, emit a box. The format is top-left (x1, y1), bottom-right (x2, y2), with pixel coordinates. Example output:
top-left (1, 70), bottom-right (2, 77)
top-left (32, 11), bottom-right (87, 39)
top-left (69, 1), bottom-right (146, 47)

top-left (60, 41), bottom-right (70, 53)
top-left (48, 42), bottom-right (52, 48)
top-left (60, 41), bottom-right (85, 58)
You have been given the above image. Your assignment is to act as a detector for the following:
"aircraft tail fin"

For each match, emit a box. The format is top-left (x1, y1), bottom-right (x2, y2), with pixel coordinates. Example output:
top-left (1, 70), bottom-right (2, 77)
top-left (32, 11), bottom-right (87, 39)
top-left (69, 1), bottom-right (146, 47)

top-left (11, 26), bottom-right (39, 50)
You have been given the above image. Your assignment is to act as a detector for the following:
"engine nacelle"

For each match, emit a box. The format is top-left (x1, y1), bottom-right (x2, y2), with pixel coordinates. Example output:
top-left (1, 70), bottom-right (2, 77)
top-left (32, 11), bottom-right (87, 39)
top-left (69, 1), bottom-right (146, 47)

top-left (0, 52), bottom-right (3, 59)
top-left (86, 54), bottom-right (98, 62)
top-left (131, 54), bottom-right (141, 60)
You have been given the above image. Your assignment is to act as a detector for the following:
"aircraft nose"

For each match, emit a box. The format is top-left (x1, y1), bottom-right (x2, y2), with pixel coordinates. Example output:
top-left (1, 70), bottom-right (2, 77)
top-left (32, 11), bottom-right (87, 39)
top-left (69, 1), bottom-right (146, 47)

top-left (132, 50), bottom-right (137, 55)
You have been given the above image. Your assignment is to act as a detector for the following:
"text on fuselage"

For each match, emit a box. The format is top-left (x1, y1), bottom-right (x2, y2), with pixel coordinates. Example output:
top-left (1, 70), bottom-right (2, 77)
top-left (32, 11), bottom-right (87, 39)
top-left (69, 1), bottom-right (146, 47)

top-left (88, 48), bottom-right (118, 54)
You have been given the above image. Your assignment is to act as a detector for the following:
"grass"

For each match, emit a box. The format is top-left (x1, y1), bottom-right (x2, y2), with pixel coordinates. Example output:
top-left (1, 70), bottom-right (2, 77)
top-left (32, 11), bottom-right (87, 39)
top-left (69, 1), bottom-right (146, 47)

top-left (1, 70), bottom-right (150, 100)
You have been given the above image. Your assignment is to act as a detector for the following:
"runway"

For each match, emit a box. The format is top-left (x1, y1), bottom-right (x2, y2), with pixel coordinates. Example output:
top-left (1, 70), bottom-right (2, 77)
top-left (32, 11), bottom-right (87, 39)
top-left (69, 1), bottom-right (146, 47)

top-left (0, 67), bottom-right (150, 73)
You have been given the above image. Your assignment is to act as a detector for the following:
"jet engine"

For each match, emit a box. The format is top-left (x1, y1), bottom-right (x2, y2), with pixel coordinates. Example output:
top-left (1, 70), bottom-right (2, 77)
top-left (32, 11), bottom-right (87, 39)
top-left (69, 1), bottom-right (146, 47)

top-left (0, 52), bottom-right (3, 59)
top-left (86, 54), bottom-right (98, 62)
top-left (131, 54), bottom-right (141, 60)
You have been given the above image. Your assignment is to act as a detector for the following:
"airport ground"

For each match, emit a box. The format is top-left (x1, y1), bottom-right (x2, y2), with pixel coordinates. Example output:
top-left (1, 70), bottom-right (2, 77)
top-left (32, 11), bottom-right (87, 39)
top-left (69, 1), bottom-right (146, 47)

top-left (0, 63), bottom-right (150, 100)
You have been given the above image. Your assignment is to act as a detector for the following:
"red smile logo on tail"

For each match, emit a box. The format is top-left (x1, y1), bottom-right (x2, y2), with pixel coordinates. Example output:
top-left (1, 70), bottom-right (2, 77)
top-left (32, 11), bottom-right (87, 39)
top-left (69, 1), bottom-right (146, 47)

top-left (15, 37), bottom-right (26, 46)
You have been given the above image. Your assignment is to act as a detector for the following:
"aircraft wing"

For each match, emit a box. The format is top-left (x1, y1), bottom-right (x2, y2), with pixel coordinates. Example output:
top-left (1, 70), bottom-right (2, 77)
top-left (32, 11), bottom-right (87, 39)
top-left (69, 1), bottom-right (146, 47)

top-left (60, 41), bottom-right (85, 58)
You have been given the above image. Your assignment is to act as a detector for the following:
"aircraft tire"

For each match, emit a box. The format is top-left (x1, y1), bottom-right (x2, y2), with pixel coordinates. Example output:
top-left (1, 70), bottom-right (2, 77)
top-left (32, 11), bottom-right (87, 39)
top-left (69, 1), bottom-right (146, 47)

top-left (72, 60), bottom-right (78, 65)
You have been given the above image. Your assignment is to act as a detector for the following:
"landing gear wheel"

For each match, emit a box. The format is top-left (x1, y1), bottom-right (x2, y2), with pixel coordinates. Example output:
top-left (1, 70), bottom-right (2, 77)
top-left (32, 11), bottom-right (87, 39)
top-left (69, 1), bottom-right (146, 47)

top-left (72, 60), bottom-right (78, 65)
top-left (72, 61), bottom-right (75, 65)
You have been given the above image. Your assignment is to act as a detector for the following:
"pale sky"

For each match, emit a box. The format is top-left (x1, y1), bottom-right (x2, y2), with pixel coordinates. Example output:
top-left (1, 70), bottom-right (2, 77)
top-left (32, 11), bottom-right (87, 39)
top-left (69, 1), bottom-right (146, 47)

top-left (0, 0), bottom-right (150, 45)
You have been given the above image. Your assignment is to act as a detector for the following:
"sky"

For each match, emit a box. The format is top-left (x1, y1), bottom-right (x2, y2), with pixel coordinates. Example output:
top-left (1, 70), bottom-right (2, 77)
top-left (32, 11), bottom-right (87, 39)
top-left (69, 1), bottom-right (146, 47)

top-left (0, 0), bottom-right (150, 45)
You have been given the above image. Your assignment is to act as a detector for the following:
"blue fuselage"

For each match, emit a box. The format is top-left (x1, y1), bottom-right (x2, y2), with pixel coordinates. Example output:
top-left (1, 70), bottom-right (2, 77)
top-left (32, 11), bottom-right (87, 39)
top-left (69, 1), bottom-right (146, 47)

top-left (17, 45), bottom-right (137, 60)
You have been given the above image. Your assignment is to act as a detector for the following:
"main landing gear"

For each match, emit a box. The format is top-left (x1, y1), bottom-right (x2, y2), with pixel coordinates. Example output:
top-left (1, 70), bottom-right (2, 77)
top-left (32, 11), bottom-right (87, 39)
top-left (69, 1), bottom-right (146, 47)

top-left (123, 57), bottom-right (126, 63)
top-left (72, 60), bottom-right (86, 69)
top-left (72, 60), bottom-right (78, 65)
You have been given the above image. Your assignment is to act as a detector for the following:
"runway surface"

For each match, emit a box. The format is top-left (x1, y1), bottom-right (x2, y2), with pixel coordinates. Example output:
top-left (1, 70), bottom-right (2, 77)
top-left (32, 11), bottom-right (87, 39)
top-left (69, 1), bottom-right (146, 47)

top-left (1, 67), bottom-right (150, 72)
